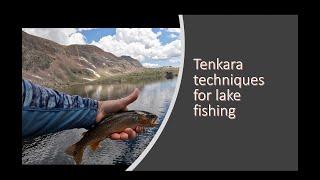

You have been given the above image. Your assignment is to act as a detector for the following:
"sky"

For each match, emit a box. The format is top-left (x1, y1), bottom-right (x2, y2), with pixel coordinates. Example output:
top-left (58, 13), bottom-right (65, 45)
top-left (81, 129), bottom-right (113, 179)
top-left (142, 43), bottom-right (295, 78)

top-left (22, 28), bottom-right (181, 68)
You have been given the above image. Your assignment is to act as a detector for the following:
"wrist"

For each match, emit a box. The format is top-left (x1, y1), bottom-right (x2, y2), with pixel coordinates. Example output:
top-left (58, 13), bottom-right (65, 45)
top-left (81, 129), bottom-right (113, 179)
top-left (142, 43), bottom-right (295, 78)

top-left (96, 101), bottom-right (105, 122)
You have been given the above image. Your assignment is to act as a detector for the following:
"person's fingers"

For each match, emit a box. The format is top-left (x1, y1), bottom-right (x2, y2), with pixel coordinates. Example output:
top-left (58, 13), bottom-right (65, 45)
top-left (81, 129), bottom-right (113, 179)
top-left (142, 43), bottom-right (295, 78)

top-left (120, 88), bottom-right (139, 106)
top-left (120, 107), bottom-right (128, 112)
top-left (124, 128), bottom-right (137, 139)
top-left (135, 126), bottom-right (141, 132)
top-left (120, 132), bottom-right (129, 140)
top-left (110, 133), bottom-right (121, 140)
top-left (135, 126), bottom-right (144, 133)
top-left (110, 128), bottom-right (140, 141)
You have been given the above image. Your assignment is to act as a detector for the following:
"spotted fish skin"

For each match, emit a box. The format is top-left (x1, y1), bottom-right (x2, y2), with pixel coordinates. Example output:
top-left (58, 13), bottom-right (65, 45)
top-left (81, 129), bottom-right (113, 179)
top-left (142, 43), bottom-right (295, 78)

top-left (65, 110), bottom-right (158, 164)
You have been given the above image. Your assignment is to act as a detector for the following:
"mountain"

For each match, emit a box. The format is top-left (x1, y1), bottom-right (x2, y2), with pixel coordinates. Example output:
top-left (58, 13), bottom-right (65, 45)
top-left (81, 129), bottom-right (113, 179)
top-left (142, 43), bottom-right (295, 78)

top-left (22, 31), bottom-right (143, 87)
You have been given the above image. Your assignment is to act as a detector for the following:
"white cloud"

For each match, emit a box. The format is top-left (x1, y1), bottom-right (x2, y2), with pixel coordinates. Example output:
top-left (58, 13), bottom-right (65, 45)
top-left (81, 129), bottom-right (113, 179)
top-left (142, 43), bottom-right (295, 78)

top-left (22, 28), bottom-right (86, 45)
top-left (169, 57), bottom-right (180, 63)
top-left (142, 63), bottom-right (160, 68)
top-left (169, 33), bottom-right (178, 38)
top-left (91, 28), bottom-right (181, 62)
top-left (68, 33), bottom-right (87, 45)
top-left (77, 28), bottom-right (96, 32)
top-left (22, 28), bottom-right (182, 66)
top-left (156, 31), bottom-right (162, 36)
top-left (167, 28), bottom-right (181, 33)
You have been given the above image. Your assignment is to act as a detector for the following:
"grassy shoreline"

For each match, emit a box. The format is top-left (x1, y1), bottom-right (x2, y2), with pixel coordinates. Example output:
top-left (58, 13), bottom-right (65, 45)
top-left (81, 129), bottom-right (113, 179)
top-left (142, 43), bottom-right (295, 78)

top-left (58, 67), bottom-right (179, 91)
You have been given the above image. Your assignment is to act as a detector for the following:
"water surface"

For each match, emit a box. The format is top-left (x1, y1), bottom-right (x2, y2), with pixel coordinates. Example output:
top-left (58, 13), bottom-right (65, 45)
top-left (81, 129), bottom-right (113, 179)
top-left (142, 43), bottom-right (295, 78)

top-left (22, 78), bottom-right (177, 165)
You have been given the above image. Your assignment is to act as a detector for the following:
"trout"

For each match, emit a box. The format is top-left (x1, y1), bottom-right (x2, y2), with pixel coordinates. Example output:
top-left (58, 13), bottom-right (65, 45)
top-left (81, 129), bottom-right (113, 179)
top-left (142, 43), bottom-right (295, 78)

top-left (65, 110), bottom-right (158, 164)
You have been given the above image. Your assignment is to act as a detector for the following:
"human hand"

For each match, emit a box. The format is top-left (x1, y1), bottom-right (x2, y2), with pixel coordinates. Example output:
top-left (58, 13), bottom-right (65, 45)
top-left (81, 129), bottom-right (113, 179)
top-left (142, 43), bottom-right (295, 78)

top-left (96, 88), bottom-right (143, 140)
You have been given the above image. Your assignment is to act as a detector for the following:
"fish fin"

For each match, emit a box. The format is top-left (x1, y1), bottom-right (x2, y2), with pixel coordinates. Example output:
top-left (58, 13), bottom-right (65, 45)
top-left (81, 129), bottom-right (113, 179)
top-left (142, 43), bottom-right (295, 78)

top-left (89, 140), bottom-right (102, 151)
top-left (65, 143), bottom-right (85, 165)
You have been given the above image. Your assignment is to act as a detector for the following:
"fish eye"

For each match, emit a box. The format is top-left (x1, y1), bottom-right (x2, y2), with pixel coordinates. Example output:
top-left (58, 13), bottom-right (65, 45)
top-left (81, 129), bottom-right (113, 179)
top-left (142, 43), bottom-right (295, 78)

top-left (146, 114), bottom-right (157, 119)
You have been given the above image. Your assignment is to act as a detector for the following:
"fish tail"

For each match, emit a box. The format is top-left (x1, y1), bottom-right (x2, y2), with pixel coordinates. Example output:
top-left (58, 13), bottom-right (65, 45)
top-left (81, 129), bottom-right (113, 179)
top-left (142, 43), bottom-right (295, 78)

top-left (65, 143), bottom-right (85, 165)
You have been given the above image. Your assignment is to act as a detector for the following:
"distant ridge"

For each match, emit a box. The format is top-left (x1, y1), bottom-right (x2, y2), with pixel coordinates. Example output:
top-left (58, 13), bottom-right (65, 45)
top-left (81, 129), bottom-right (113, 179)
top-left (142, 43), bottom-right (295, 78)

top-left (22, 31), bottom-right (143, 87)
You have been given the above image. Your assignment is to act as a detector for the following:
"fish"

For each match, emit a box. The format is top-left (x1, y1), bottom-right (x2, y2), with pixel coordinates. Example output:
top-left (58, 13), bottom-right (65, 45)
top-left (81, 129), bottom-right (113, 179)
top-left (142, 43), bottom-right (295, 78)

top-left (65, 110), bottom-right (158, 164)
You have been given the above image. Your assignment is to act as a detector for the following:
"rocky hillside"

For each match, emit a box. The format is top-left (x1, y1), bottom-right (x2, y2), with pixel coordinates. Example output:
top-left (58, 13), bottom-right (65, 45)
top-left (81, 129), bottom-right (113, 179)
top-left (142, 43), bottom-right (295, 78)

top-left (22, 31), bottom-right (143, 88)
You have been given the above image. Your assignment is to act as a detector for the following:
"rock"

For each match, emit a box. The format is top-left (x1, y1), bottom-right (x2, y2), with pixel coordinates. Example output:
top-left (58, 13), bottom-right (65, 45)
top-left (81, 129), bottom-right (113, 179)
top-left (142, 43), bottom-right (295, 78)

top-left (165, 72), bottom-right (174, 79)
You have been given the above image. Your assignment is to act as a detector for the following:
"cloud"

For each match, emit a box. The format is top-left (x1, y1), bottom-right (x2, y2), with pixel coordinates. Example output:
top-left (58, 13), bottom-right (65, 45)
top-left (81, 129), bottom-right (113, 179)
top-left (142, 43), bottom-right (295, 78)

top-left (169, 33), bottom-right (178, 38)
top-left (169, 58), bottom-right (180, 63)
top-left (91, 28), bottom-right (181, 62)
top-left (22, 28), bottom-right (86, 45)
top-left (167, 28), bottom-right (181, 33)
top-left (22, 28), bottom-right (182, 66)
top-left (77, 28), bottom-right (96, 32)
top-left (68, 33), bottom-right (87, 44)
top-left (142, 63), bottom-right (160, 68)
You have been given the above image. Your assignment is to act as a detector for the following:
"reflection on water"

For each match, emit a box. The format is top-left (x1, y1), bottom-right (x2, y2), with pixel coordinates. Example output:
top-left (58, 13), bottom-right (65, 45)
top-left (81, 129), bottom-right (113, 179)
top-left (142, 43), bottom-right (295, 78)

top-left (22, 78), bottom-right (177, 165)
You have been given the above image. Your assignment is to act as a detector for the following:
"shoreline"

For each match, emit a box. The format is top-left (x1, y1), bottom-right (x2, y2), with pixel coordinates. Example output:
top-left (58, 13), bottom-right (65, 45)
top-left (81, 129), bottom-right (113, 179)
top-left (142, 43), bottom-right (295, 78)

top-left (57, 67), bottom-right (179, 91)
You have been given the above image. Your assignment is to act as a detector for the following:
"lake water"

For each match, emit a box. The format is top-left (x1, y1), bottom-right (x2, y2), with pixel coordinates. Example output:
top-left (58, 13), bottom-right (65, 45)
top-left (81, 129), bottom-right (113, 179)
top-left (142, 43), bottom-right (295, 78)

top-left (22, 77), bottom-right (177, 165)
